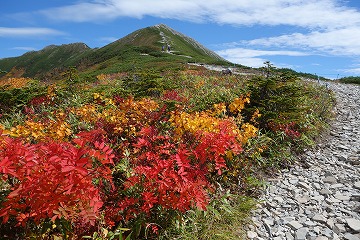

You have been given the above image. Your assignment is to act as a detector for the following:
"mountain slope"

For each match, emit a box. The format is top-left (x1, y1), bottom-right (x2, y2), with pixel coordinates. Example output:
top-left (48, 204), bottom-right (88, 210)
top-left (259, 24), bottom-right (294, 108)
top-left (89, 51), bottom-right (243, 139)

top-left (153, 24), bottom-right (225, 61)
top-left (0, 43), bottom-right (91, 78)
top-left (0, 24), bottom-right (229, 80)
top-left (84, 24), bottom-right (225, 63)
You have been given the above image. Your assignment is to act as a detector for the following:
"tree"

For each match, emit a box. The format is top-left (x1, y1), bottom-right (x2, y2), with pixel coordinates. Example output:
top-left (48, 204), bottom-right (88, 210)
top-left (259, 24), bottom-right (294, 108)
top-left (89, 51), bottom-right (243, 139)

top-left (62, 66), bottom-right (79, 84)
top-left (263, 61), bottom-right (275, 78)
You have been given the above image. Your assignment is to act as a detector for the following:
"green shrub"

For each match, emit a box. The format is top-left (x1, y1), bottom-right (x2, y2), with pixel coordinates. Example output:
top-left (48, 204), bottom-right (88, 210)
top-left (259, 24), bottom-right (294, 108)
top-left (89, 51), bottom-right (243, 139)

top-left (338, 76), bottom-right (360, 84)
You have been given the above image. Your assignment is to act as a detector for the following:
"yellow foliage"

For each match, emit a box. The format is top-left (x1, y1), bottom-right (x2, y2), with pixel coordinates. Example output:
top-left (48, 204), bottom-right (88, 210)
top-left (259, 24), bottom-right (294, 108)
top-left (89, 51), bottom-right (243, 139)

top-left (7, 120), bottom-right (72, 141)
top-left (0, 77), bottom-right (33, 89)
top-left (72, 95), bottom-right (159, 137)
top-left (170, 97), bottom-right (258, 144)
top-left (228, 95), bottom-right (250, 114)
top-left (250, 109), bottom-right (261, 123)
top-left (169, 111), bottom-right (224, 136)
top-left (96, 74), bottom-right (108, 82)
top-left (4, 111), bottom-right (72, 142)
top-left (240, 123), bottom-right (258, 143)
top-left (208, 103), bottom-right (227, 116)
top-left (194, 80), bottom-right (205, 89)
top-left (47, 84), bottom-right (57, 100)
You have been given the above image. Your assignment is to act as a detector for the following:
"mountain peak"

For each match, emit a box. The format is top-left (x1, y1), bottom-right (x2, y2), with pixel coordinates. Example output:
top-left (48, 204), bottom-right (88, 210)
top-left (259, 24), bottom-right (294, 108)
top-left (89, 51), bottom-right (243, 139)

top-left (152, 23), bottom-right (177, 33)
top-left (150, 24), bottom-right (225, 61)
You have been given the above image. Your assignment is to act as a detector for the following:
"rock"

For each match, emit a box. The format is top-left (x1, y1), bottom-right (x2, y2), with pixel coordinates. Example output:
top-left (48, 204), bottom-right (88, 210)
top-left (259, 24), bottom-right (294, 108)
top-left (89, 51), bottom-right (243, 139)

top-left (320, 188), bottom-right (332, 195)
top-left (312, 195), bottom-right (325, 201)
top-left (333, 223), bottom-right (346, 235)
top-left (337, 155), bottom-right (347, 161)
top-left (346, 218), bottom-right (360, 232)
top-left (348, 156), bottom-right (359, 161)
top-left (323, 176), bottom-right (337, 184)
top-left (255, 237), bottom-right (266, 240)
top-left (352, 194), bottom-right (360, 201)
top-left (288, 220), bottom-right (303, 230)
top-left (354, 181), bottom-right (360, 190)
top-left (326, 218), bottom-right (335, 229)
top-left (297, 195), bottom-right (311, 204)
top-left (247, 231), bottom-right (258, 239)
top-left (330, 183), bottom-right (344, 188)
top-left (313, 214), bottom-right (327, 224)
top-left (322, 227), bottom-right (333, 238)
top-left (282, 216), bottom-right (295, 224)
top-left (263, 218), bottom-right (274, 226)
top-left (312, 182), bottom-right (321, 189)
top-left (298, 182), bottom-right (310, 190)
top-left (314, 226), bottom-right (321, 234)
top-left (338, 144), bottom-right (350, 150)
top-left (325, 197), bottom-right (341, 204)
top-left (295, 227), bottom-right (308, 240)
top-left (334, 193), bottom-right (351, 201)
top-left (344, 233), bottom-right (360, 240)
top-left (262, 208), bottom-right (272, 216)
top-left (314, 237), bottom-right (329, 240)
top-left (273, 196), bottom-right (284, 203)
top-left (285, 232), bottom-right (295, 240)
top-left (304, 220), bottom-right (317, 227)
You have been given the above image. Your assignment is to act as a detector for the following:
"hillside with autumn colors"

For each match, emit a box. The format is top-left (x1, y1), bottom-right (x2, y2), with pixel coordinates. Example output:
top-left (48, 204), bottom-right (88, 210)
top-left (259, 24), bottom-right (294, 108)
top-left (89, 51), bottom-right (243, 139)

top-left (0, 25), bottom-right (335, 239)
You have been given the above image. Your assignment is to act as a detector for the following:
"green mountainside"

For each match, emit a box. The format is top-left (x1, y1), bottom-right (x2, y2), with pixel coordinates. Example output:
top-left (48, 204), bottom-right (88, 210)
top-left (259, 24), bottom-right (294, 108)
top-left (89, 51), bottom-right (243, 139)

top-left (0, 43), bottom-right (91, 79)
top-left (0, 24), bottom-right (230, 80)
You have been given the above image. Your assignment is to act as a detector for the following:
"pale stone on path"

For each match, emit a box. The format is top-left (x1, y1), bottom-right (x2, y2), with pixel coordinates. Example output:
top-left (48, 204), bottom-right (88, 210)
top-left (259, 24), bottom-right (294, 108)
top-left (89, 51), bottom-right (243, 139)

top-left (346, 218), bottom-right (360, 232)
top-left (323, 176), bottom-right (337, 184)
top-left (247, 230), bottom-right (258, 239)
top-left (295, 227), bottom-right (308, 240)
top-left (288, 220), bottom-right (303, 230)
top-left (245, 82), bottom-right (360, 240)
top-left (344, 233), bottom-right (360, 240)
top-left (313, 214), bottom-right (327, 224)
top-left (314, 236), bottom-right (329, 240)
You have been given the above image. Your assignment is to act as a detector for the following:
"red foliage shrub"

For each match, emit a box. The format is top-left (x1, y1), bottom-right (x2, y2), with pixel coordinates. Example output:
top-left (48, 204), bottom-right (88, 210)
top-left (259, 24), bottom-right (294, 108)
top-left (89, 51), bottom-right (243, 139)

top-left (0, 129), bottom-right (114, 226)
top-left (109, 122), bottom-right (243, 225)
top-left (268, 121), bottom-right (301, 139)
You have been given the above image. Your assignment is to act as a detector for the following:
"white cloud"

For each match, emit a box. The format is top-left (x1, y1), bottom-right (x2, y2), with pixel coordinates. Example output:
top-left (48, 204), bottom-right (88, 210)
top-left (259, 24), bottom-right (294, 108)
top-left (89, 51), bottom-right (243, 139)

top-left (244, 27), bottom-right (360, 56)
top-left (342, 63), bottom-right (360, 75)
top-left (216, 48), bottom-right (309, 67)
top-left (235, 57), bottom-right (266, 68)
top-left (37, 0), bottom-right (360, 60)
top-left (39, 0), bottom-right (202, 22)
top-left (11, 46), bottom-right (37, 51)
top-left (98, 37), bottom-right (119, 43)
top-left (0, 27), bottom-right (64, 37)
top-left (217, 48), bottom-right (309, 58)
top-left (345, 68), bottom-right (360, 74)
top-left (39, 0), bottom-right (360, 30)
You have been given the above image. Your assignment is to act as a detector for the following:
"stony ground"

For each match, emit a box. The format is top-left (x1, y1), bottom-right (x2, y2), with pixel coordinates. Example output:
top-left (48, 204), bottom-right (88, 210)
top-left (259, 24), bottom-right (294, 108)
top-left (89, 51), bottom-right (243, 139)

top-left (247, 81), bottom-right (360, 240)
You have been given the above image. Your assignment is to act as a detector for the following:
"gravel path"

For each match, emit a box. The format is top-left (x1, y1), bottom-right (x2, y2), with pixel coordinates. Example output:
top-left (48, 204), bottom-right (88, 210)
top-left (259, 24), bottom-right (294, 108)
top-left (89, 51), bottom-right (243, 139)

top-left (247, 81), bottom-right (360, 240)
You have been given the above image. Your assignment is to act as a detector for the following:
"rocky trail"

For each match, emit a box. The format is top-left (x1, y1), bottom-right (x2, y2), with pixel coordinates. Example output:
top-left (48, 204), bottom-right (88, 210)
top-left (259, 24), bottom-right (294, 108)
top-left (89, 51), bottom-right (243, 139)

top-left (247, 81), bottom-right (360, 240)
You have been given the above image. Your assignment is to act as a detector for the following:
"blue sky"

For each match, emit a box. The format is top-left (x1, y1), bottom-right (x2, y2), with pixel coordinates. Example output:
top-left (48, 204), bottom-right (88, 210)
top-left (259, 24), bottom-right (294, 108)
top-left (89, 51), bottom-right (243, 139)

top-left (1, 0), bottom-right (360, 79)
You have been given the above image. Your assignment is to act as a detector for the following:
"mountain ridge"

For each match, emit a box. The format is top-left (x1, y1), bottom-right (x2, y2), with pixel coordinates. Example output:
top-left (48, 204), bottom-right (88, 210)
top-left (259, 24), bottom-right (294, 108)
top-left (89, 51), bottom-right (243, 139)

top-left (0, 24), bottom-right (229, 80)
top-left (152, 24), bottom-right (225, 61)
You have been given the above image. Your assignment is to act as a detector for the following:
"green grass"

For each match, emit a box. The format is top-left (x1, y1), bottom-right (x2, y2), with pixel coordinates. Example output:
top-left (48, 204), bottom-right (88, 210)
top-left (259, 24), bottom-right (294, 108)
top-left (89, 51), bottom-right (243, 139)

top-left (338, 76), bottom-right (360, 84)
top-left (159, 192), bottom-right (257, 240)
